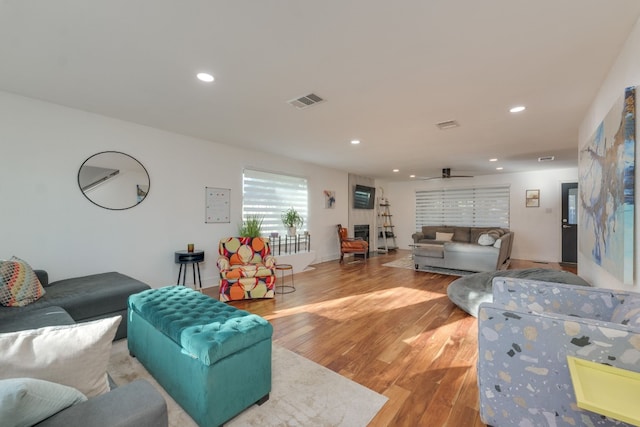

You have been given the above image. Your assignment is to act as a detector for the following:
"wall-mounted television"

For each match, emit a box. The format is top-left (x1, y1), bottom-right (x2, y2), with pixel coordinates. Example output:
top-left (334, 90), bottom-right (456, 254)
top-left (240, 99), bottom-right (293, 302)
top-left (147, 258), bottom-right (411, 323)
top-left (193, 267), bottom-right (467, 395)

top-left (353, 184), bottom-right (375, 209)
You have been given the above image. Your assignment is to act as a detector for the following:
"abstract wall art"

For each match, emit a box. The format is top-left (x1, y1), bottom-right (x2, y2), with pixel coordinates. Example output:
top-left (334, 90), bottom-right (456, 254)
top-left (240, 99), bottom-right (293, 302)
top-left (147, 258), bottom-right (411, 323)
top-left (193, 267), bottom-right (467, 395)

top-left (579, 86), bottom-right (635, 284)
top-left (324, 190), bottom-right (336, 209)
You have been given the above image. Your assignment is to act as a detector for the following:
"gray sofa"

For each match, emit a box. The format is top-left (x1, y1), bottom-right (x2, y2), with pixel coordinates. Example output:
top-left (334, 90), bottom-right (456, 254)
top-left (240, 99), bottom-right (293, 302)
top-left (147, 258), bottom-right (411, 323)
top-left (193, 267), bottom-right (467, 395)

top-left (411, 226), bottom-right (514, 272)
top-left (0, 270), bottom-right (168, 427)
top-left (35, 378), bottom-right (167, 427)
top-left (0, 270), bottom-right (151, 340)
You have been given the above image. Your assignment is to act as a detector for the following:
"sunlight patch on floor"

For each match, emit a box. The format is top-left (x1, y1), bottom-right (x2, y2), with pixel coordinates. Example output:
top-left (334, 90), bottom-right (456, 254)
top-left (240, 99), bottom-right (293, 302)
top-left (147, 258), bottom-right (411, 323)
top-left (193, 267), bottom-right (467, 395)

top-left (267, 286), bottom-right (441, 321)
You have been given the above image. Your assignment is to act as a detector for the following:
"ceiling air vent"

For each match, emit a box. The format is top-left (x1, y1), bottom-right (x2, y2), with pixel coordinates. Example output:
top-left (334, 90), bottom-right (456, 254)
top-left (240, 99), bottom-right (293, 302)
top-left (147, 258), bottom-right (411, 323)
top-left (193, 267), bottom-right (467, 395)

top-left (538, 156), bottom-right (555, 162)
top-left (287, 93), bottom-right (325, 109)
top-left (435, 120), bottom-right (460, 130)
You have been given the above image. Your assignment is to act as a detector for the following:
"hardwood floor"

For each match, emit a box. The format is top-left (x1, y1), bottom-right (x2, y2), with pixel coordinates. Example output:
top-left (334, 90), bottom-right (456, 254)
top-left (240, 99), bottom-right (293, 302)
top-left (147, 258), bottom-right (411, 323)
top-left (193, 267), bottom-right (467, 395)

top-left (204, 251), bottom-right (575, 426)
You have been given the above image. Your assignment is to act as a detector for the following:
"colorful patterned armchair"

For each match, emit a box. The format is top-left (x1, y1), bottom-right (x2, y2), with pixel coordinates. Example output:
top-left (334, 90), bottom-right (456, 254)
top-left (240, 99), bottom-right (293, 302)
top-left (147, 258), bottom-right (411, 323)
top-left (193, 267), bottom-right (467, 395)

top-left (478, 277), bottom-right (640, 427)
top-left (217, 237), bottom-right (276, 302)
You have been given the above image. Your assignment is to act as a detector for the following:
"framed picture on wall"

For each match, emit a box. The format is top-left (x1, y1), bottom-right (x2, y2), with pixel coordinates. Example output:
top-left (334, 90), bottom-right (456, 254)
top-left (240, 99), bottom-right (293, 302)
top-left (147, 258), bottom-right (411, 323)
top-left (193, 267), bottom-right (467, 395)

top-left (526, 189), bottom-right (540, 207)
top-left (324, 190), bottom-right (336, 209)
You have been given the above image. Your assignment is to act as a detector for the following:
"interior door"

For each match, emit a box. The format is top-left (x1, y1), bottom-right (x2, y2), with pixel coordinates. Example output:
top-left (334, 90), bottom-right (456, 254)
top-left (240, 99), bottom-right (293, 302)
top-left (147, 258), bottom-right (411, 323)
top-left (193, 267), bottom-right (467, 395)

top-left (561, 182), bottom-right (578, 263)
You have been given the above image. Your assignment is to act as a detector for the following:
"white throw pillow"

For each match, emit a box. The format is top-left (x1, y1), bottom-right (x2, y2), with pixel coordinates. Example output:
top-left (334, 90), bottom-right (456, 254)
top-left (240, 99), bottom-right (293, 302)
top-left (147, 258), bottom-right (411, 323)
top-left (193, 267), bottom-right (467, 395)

top-left (0, 378), bottom-right (86, 427)
top-left (435, 232), bottom-right (454, 241)
top-left (493, 238), bottom-right (502, 248)
top-left (478, 233), bottom-right (496, 246)
top-left (0, 316), bottom-right (121, 398)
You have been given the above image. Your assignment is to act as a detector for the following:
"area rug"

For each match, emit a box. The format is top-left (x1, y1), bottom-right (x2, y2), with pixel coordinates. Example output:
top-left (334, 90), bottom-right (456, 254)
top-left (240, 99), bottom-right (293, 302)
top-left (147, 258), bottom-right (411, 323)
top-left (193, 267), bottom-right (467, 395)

top-left (382, 255), bottom-right (474, 277)
top-left (108, 339), bottom-right (387, 427)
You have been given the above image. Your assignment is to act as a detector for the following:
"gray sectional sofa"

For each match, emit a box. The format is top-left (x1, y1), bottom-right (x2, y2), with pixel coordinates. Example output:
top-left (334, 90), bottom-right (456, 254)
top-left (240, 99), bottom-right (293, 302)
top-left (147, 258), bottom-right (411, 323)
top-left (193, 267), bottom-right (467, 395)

top-left (35, 378), bottom-right (167, 427)
top-left (0, 270), bottom-right (150, 340)
top-left (0, 270), bottom-right (168, 427)
top-left (411, 226), bottom-right (514, 272)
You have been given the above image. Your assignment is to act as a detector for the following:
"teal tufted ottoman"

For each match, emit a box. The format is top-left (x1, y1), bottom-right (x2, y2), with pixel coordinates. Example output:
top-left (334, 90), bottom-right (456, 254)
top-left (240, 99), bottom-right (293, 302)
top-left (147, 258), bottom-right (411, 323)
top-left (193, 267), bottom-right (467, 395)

top-left (127, 286), bottom-right (273, 427)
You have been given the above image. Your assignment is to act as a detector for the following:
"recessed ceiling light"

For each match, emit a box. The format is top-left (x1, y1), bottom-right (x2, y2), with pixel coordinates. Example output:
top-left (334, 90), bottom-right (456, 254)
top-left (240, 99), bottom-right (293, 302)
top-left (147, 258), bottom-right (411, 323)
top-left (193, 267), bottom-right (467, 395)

top-left (489, 158), bottom-right (498, 162)
top-left (496, 167), bottom-right (504, 170)
top-left (393, 169), bottom-right (399, 173)
top-left (510, 106), bottom-right (526, 113)
top-left (350, 140), bottom-right (360, 145)
top-left (409, 174), bottom-right (416, 178)
top-left (196, 72), bottom-right (214, 83)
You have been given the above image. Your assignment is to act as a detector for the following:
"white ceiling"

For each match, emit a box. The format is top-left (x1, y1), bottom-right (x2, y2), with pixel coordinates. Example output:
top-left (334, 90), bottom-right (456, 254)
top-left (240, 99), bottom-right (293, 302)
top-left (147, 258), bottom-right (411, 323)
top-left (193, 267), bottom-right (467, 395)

top-left (2, 1), bottom-right (639, 181)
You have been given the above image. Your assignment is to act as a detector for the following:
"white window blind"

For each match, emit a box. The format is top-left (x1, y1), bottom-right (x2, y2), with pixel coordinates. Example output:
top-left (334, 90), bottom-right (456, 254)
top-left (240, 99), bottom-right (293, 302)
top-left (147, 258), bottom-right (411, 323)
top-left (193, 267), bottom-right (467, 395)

top-left (415, 186), bottom-right (510, 229)
top-left (243, 169), bottom-right (308, 235)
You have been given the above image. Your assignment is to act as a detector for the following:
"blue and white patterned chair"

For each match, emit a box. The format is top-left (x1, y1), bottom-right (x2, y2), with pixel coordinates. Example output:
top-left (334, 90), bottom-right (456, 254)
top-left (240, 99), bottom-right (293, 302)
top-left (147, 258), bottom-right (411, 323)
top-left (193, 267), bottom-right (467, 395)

top-left (478, 277), bottom-right (640, 427)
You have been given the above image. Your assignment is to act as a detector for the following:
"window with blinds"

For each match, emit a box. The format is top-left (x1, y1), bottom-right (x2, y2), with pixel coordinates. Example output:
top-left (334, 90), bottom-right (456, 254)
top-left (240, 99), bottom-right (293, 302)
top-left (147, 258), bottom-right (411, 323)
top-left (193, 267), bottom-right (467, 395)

top-left (242, 169), bottom-right (308, 235)
top-left (415, 186), bottom-right (510, 230)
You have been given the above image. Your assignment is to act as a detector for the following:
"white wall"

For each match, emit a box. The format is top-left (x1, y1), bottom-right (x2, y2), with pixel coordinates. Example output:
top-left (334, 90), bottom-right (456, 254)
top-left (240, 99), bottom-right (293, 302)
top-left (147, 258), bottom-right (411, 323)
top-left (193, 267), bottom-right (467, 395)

top-left (578, 15), bottom-right (640, 291)
top-left (379, 167), bottom-right (578, 263)
top-left (0, 91), bottom-right (348, 288)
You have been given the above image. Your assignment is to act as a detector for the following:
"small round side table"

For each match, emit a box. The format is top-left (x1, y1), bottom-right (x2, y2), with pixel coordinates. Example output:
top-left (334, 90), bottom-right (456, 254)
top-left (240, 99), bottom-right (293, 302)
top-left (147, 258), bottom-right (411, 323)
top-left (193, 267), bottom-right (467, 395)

top-left (275, 264), bottom-right (295, 294)
top-left (175, 250), bottom-right (204, 290)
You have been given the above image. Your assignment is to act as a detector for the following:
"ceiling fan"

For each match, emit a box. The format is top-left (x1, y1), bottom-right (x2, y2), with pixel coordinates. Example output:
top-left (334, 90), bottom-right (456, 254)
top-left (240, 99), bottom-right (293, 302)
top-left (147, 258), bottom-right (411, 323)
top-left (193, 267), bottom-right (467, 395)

top-left (418, 168), bottom-right (474, 180)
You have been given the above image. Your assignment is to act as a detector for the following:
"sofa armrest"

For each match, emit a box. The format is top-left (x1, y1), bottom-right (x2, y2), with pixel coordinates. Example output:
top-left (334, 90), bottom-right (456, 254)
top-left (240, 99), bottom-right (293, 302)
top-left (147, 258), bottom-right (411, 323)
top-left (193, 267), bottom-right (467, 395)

top-left (411, 232), bottom-right (424, 243)
top-left (36, 379), bottom-right (167, 427)
top-left (491, 277), bottom-right (623, 320)
top-left (495, 233), bottom-right (512, 267)
top-left (34, 269), bottom-right (49, 287)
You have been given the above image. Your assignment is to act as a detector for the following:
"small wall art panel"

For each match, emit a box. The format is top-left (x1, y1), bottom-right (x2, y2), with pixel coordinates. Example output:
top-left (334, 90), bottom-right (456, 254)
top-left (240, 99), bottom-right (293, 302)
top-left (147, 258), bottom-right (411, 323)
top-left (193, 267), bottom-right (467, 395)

top-left (579, 86), bottom-right (635, 284)
top-left (205, 187), bottom-right (230, 223)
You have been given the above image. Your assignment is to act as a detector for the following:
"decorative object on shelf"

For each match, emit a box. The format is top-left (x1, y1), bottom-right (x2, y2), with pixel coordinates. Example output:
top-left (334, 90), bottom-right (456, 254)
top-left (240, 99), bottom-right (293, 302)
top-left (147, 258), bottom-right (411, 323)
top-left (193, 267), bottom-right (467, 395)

top-left (525, 189), bottom-right (540, 207)
top-left (78, 151), bottom-right (150, 210)
top-left (579, 85), bottom-right (636, 285)
top-left (281, 207), bottom-right (304, 236)
top-left (238, 214), bottom-right (264, 238)
top-left (323, 190), bottom-right (336, 209)
top-left (187, 243), bottom-right (194, 253)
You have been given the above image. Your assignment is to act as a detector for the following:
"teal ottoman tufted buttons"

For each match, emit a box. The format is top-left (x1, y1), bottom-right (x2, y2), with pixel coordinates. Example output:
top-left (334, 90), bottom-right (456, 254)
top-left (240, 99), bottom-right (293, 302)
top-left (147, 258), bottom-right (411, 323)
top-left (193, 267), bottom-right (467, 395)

top-left (127, 286), bottom-right (272, 427)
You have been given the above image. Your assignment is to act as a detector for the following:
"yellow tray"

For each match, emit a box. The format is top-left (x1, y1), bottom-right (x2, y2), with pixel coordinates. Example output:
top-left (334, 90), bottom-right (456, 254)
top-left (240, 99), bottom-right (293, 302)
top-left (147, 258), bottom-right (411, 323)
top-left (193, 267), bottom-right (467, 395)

top-left (567, 356), bottom-right (640, 426)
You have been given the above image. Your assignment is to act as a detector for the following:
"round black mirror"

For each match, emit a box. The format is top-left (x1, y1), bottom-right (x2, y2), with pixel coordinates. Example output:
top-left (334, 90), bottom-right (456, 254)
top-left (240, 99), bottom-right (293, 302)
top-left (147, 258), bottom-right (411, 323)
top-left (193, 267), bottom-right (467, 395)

top-left (78, 151), bottom-right (150, 210)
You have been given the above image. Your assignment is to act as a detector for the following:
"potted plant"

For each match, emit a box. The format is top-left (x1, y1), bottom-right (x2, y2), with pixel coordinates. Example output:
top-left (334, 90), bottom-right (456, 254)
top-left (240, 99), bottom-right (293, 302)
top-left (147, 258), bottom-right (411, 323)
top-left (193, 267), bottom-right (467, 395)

top-left (238, 214), bottom-right (263, 238)
top-left (281, 207), bottom-right (304, 236)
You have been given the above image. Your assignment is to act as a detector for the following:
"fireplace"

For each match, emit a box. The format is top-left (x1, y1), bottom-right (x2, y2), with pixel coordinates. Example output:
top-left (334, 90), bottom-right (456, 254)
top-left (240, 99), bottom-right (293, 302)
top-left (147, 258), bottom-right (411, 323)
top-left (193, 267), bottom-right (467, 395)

top-left (354, 224), bottom-right (370, 256)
